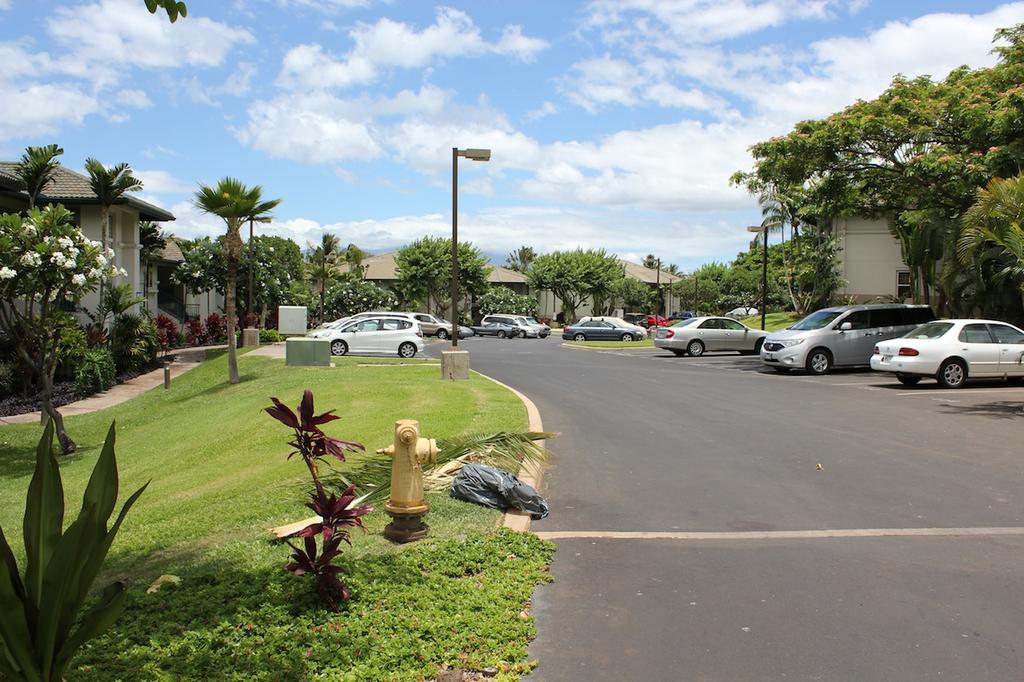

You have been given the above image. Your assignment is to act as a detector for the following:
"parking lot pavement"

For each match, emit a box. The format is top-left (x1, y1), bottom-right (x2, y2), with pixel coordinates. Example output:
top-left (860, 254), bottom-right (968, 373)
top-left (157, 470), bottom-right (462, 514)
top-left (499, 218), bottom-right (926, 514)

top-left (429, 337), bottom-right (1024, 680)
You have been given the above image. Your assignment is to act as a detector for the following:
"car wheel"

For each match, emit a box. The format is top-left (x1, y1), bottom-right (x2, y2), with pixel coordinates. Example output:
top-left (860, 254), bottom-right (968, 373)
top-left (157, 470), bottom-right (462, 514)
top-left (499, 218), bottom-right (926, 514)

top-left (621, 332), bottom-right (634, 342)
top-left (896, 374), bottom-right (921, 386)
top-left (436, 328), bottom-right (449, 340)
top-left (805, 348), bottom-right (832, 375)
top-left (687, 340), bottom-right (704, 357)
top-left (398, 342), bottom-right (417, 359)
top-left (937, 358), bottom-right (967, 389)
top-left (573, 333), bottom-right (586, 342)
top-left (753, 338), bottom-right (765, 355)
top-left (330, 340), bottom-right (348, 356)
top-left (497, 330), bottom-right (507, 339)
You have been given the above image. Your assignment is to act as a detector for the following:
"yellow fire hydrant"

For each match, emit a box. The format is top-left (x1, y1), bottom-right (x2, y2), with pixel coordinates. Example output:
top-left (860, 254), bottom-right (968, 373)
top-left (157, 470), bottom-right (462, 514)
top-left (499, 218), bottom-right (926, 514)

top-left (376, 419), bottom-right (438, 543)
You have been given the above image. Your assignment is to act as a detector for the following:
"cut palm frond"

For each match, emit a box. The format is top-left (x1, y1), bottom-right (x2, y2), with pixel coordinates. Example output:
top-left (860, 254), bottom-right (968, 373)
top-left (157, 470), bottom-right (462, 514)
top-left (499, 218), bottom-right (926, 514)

top-left (331, 431), bottom-right (555, 507)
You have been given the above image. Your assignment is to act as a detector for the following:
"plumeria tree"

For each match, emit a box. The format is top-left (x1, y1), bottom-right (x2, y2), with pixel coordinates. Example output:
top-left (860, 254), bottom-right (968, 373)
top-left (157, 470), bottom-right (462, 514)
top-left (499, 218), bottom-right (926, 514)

top-left (0, 205), bottom-right (121, 453)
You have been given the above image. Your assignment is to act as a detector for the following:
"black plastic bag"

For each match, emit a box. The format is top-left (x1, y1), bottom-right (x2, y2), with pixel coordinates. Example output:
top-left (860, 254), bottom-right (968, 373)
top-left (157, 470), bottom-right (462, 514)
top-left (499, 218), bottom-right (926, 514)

top-left (450, 463), bottom-right (549, 519)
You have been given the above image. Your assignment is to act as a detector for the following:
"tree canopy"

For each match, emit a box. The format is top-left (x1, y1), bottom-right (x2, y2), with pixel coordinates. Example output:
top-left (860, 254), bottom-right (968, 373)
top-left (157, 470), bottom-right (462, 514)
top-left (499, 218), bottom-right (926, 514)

top-left (527, 249), bottom-right (623, 322)
top-left (395, 236), bottom-right (490, 316)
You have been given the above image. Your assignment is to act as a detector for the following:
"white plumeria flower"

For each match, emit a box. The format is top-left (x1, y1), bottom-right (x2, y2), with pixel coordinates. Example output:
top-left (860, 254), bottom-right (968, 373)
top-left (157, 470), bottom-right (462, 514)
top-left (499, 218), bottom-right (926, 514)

top-left (58, 237), bottom-right (74, 249)
top-left (62, 259), bottom-right (76, 270)
top-left (88, 267), bottom-right (102, 278)
top-left (51, 252), bottom-right (67, 266)
top-left (48, 290), bottom-right (58, 301)
top-left (66, 246), bottom-right (79, 258)
top-left (23, 223), bottom-right (36, 237)
top-left (117, 267), bottom-right (128, 277)
top-left (21, 252), bottom-right (41, 267)
top-left (0, 266), bottom-right (15, 280)
top-left (72, 273), bottom-right (87, 286)
top-left (96, 255), bottom-right (108, 267)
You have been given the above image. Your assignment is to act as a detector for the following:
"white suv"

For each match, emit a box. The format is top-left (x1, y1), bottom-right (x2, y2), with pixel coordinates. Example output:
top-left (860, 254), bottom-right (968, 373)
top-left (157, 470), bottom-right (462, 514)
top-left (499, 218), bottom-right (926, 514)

top-left (324, 315), bottom-right (424, 358)
top-left (480, 314), bottom-right (540, 338)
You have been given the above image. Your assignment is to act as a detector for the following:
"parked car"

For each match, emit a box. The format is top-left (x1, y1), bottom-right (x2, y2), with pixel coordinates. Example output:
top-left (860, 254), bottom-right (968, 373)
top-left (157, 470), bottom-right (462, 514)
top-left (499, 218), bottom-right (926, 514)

top-left (760, 304), bottom-right (936, 375)
top-left (669, 311), bottom-right (696, 321)
top-left (871, 319), bottom-right (1024, 388)
top-left (480, 314), bottom-right (540, 338)
top-left (578, 316), bottom-right (648, 337)
top-left (623, 312), bottom-right (648, 327)
top-left (562, 319), bottom-right (644, 341)
top-left (408, 313), bottom-right (471, 339)
top-left (470, 321), bottom-right (518, 338)
top-left (516, 315), bottom-right (551, 338)
top-left (323, 315), bottom-right (424, 358)
top-left (655, 317), bottom-right (768, 356)
top-left (726, 307), bottom-right (758, 318)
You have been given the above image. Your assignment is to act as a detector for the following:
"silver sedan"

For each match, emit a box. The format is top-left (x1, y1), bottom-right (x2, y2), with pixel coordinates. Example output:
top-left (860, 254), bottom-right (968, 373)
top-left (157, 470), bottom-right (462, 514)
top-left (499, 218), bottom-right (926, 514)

top-left (654, 316), bottom-right (768, 357)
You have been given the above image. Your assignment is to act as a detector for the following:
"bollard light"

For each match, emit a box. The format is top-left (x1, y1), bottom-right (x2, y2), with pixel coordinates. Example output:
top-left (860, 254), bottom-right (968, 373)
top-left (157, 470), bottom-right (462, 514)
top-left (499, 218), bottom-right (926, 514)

top-left (163, 361), bottom-right (171, 390)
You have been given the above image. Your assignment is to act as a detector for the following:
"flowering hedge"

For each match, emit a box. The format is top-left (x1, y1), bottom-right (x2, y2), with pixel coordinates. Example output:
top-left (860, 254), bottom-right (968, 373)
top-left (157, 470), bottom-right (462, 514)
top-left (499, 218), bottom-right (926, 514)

top-left (324, 280), bottom-right (398, 320)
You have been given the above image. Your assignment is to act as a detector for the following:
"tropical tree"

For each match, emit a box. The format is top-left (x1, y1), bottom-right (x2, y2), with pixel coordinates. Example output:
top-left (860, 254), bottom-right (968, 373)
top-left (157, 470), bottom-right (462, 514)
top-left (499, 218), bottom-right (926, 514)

top-left (342, 243), bottom-right (368, 280)
top-left (306, 234), bottom-right (342, 324)
top-left (395, 236), bottom-right (491, 317)
top-left (506, 245), bottom-right (536, 273)
top-left (959, 174), bottom-right (1024, 310)
top-left (641, 254), bottom-right (659, 270)
top-left (527, 249), bottom-right (624, 323)
top-left (12, 144), bottom-right (63, 209)
top-left (0, 205), bottom-right (121, 453)
top-left (139, 220), bottom-right (166, 303)
top-left (614, 277), bottom-right (656, 312)
top-left (476, 286), bottom-right (539, 316)
top-left (194, 178), bottom-right (280, 384)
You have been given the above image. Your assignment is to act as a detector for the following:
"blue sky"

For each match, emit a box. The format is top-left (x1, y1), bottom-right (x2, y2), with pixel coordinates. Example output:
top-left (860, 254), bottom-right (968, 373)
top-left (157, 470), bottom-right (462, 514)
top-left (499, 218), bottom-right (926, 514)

top-left (2, 0), bottom-right (1023, 270)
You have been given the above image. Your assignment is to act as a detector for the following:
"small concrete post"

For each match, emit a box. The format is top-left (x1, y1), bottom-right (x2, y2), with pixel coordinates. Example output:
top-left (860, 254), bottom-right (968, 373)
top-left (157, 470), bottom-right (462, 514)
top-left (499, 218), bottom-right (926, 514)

top-left (377, 419), bottom-right (438, 543)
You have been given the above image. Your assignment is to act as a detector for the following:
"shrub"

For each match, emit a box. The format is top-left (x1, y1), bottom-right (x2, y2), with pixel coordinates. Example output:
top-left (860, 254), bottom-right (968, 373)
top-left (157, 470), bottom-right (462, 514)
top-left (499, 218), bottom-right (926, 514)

top-left (0, 360), bottom-right (16, 395)
top-left (324, 280), bottom-right (398, 320)
top-left (476, 286), bottom-right (539, 316)
top-left (204, 313), bottom-right (227, 342)
top-left (0, 421), bottom-right (147, 682)
top-left (111, 314), bottom-right (160, 373)
top-left (74, 346), bottom-right (116, 395)
top-left (184, 318), bottom-right (205, 346)
top-left (55, 313), bottom-right (88, 380)
top-left (265, 390), bottom-right (368, 609)
top-left (260, 328), bottom-right (282, 343)
top-left (155, 314), bottom-right (180, 353)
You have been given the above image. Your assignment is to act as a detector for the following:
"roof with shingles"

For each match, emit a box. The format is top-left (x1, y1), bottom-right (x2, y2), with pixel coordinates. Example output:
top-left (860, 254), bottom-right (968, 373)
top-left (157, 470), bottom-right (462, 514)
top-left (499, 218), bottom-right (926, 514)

top-left (620, 259), bottom-right (682, 284)
top-left (344, 251), bottom-right (528, 284)
top-left (0, 162), bottom-right (175, 221)
top-left (158, 237), bottom-right (185, 262)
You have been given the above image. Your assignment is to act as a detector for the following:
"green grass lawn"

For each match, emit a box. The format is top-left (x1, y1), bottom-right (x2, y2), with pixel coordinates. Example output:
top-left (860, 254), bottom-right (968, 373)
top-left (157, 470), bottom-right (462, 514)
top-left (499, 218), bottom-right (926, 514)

top-left (564, 338), bottom-right (655, 349)
top-left (739, 311), bottom-right (803, 331)
top-left (0, 351), bottom-right (553, 681)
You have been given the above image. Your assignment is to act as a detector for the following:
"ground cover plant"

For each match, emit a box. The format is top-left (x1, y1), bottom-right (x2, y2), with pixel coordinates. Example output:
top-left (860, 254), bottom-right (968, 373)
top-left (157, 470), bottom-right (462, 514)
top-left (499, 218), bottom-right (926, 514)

top-left (0, 351), bottom-right (552, 680)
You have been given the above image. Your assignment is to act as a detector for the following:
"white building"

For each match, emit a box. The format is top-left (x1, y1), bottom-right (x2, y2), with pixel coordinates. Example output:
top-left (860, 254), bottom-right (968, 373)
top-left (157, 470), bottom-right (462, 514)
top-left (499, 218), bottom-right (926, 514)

top-left (832, 217), bottom-right (914, 302)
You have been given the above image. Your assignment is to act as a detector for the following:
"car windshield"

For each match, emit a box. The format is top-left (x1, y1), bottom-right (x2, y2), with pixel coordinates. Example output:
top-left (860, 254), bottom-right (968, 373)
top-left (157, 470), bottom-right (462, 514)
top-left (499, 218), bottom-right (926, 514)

top-left (902, 321), bottom-right (953, 339)
top-left (790, 310), bottom-right (843, 330)
top-left (671, 318), bottom-right (700, 327)
top-left (524, 317), bottom-right (541, 325)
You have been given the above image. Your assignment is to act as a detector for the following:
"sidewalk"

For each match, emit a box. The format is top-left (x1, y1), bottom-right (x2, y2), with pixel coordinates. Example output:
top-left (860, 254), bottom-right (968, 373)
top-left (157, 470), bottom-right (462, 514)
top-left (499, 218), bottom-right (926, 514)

top-left (0, 345), bottom-right (225, 426)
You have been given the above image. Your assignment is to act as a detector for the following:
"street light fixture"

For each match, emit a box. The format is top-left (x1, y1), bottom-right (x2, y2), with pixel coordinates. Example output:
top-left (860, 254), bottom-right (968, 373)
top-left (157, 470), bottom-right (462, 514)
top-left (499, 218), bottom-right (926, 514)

top-left (747, 225), bottom-right (768, 331)
top-left (443, 147), bottom-right (491, 380)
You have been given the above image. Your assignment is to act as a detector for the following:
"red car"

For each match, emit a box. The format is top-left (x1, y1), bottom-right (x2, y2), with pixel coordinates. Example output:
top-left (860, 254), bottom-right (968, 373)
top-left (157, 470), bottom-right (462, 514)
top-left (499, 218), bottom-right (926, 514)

top-left (627, 314), bottom-right (671, 328)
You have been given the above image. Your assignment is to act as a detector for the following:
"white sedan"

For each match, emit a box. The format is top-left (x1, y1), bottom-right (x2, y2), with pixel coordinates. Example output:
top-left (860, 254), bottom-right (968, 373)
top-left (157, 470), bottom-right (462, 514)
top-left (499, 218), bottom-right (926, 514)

top-left (323, 315), bottom-right (424, 358)
top-left (871, 319), bottom-right (1024, 388)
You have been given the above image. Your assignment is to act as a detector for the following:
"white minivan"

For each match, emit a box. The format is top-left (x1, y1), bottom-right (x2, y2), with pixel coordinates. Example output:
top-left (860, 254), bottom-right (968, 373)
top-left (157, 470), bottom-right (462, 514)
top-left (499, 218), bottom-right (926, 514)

top-left (760, 304), bottom-right (935, 374)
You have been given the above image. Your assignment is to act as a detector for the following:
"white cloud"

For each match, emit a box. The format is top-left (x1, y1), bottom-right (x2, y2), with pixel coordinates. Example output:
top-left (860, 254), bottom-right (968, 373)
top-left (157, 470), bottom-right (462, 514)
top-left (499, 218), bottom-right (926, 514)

top-left (136, 169), bottom-right (192, 195)
top-left (524, 101), bottom-right (558, 122)
top-left (47, 0), bottom-right (254, 79)
top-left (115, 89), bottom-right (152, 109)
top-left (0, 83), bottom-right (99, 140)
top-left (0, 1), bottom-right (11, 10)
top-left (277, 7), bottom-right (548, 90)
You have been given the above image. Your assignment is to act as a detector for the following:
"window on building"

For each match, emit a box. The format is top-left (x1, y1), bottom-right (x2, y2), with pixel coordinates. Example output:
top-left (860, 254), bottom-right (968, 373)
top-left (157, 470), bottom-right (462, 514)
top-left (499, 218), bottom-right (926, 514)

top-left (896, 271), bottom-right (912, 301)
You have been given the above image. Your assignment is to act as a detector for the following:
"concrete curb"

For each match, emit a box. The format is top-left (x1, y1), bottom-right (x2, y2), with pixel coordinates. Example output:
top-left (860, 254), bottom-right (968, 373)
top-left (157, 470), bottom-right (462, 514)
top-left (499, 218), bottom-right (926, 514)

top-left (560, 342), bottom-right (658, 353)
top-left (474, 371), bottom-right (547, 534)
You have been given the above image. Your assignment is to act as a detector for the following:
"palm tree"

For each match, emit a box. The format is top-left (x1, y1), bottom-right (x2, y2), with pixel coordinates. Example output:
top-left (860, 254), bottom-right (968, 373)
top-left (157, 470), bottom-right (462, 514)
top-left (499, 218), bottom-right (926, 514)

top-left (13, 144), bottom-right (63, 209)
top-left (194, 178), bottom-right (281, 384)
top-left (642, 254), bottom-right (658, 270)
top-left (506, 245), bottom-right (536, 273)
top-left (343, 243), bottom-right (368, 279)
top-left (85, 159), bottom-right (144, 305)
top-left (959, 174), bottom-right (1024, 309)
top-left (306, 233), bottom-right (342, 323)
top-left (139, 220), bottom-right (167, 304)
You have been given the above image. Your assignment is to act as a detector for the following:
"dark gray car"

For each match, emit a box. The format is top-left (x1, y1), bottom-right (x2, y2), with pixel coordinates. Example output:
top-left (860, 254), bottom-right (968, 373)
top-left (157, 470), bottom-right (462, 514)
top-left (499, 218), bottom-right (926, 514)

top-left (470, 321), bottom-right (517, 338)
top-left (562, 319), bottom-right (642, 342)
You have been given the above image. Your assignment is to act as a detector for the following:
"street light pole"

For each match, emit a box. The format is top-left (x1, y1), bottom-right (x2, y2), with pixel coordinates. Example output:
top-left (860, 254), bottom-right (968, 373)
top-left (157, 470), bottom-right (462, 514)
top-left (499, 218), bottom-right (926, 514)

top-left (443, 147), bottom-right (491, 380)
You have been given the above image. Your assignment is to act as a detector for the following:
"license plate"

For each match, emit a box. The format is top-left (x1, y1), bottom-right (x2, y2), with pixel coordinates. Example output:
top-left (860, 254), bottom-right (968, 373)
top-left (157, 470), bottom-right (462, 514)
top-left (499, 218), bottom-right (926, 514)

top-left (882, 355), bottom-right (892, 363)
top-left (764, 352), bottom-right (775, 361)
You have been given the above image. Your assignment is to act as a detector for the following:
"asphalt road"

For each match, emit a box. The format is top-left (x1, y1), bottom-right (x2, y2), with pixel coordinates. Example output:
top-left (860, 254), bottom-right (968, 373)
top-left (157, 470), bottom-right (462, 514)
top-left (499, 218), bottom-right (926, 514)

top-left (430, 336), bottom-right (1024, 681)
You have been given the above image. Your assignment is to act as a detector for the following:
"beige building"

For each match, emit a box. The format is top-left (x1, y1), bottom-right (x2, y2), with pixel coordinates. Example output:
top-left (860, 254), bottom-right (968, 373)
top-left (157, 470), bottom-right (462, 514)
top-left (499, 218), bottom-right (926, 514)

top-left (148, 237), bottom-right (224, 324)
top-left (833, 217), bottom-right (913, 302)
top-left (536, 260), bottom-right (682, 321)
top-left (0, 162), bottom-right (175, 320)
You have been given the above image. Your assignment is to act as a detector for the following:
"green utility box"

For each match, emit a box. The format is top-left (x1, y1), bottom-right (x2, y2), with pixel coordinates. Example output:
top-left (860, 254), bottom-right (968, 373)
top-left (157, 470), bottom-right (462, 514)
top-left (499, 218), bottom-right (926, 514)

top-left (286, 337), bottom-right (331, 367)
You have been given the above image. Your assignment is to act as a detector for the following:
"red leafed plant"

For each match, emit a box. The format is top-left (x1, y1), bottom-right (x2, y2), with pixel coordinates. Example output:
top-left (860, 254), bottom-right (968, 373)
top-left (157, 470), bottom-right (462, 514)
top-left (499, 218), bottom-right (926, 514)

top-left (156, 314), bottom-right (179, 353)
top-left (266, 390), bottom-right (370, 609)
top-left (184, 318), bottom-right (205, 346)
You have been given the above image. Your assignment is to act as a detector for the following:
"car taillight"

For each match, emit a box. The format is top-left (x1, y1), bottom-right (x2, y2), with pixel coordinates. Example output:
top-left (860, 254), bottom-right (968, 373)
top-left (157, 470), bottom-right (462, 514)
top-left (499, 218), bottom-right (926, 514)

top-left (664, 330), bottom-right (674, 338)
top-left (416, 331), bottom-right (423, 338)
top-left (898, 347), bottom-right (918, 356)
top-left (873, 346), bottom-right (879, 355)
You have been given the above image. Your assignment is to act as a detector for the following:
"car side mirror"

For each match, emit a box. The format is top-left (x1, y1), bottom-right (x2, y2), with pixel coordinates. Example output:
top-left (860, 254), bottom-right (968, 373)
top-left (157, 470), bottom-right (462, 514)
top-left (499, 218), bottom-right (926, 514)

top-left (838, 322), bottom-right (852, 331)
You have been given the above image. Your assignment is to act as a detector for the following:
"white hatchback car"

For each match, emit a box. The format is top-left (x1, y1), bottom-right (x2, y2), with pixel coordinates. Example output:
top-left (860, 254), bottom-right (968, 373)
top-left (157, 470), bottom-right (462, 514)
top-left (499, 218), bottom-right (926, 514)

top-left (871, 319), bottom-right (1024, 388)
top-left (324, 315), bottom-right (424, 358)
